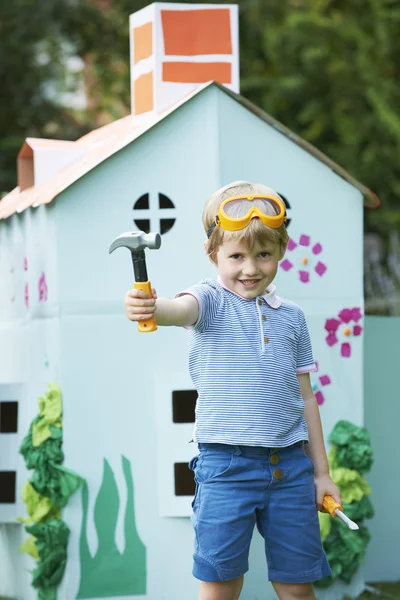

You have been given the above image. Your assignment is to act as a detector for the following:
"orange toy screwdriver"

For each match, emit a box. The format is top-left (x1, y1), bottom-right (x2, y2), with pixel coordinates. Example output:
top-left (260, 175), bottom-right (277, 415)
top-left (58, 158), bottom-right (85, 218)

top-left (322, 495), bottom-right (359, 530)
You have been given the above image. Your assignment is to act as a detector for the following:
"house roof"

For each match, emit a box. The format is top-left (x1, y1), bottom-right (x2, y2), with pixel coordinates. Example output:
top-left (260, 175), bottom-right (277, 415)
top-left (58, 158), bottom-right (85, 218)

top-left (0, 82), bottom-right (380, 220)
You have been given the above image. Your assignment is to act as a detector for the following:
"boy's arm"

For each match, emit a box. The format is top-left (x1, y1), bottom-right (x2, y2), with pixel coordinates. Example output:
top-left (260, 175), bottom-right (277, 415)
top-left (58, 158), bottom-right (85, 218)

top-left (156, 295), bottom-right (199, 327)
top-left (124, 288), bottom-right (199, 327)
top-left (297, 372), bottom-right (341, 510)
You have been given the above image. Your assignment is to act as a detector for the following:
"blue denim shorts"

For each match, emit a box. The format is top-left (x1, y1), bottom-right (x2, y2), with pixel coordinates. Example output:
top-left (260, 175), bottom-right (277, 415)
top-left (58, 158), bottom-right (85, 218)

top-left (189, 442), bottom-right (331, 584)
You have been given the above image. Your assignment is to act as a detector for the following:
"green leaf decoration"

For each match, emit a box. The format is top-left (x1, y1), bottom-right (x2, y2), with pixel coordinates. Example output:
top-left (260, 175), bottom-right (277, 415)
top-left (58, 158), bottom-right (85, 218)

top-left (32, 384), bottom-right (63, 447)
top-left (329, 420), bottom-right (373, 474)
top-left (25, 520), bottom-right (70, 589)
top-left (330, 467), bottom-right (371, 504)
top-left (19, 384), bottom-right (83, 599)
top-left (318, 420), bottom-right (374, 587)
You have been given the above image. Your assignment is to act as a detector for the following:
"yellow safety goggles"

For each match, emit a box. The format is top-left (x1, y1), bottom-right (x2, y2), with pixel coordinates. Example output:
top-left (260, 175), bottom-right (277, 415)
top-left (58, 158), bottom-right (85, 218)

top-left (207, 195), bottom-right (287, 238)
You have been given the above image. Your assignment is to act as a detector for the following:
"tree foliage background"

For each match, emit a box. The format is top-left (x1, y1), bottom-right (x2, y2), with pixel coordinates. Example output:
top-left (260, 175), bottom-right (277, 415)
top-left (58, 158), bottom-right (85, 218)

top-left (1, 0), bottom-right (399, 312)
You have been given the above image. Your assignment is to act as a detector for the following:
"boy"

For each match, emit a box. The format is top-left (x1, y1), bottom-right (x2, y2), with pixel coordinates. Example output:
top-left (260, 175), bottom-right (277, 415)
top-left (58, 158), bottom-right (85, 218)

top-left (124, 181), bottom-right (341, 600)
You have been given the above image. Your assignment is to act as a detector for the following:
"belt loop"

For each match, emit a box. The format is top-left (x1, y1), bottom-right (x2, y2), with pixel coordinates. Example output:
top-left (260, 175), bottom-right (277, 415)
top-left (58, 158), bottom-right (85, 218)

top-left (234, 445), bottom-right (242, 456)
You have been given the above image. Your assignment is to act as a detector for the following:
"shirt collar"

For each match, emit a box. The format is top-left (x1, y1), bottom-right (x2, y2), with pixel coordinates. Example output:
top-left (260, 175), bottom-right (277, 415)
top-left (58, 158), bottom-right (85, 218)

top-left (217, 276), bottom-right (282, 309)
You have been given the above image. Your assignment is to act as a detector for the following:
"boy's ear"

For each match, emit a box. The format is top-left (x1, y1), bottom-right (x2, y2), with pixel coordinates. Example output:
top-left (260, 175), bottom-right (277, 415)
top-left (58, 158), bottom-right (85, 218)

top-left (204, 240), bottom-right (217, 265)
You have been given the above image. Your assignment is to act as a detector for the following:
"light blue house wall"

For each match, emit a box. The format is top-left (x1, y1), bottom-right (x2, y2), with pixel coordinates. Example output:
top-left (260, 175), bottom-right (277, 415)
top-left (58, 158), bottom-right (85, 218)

top-left (364, 316), bottom-right (400, 583)
top-left (0, 84), bottom-right (379, 600)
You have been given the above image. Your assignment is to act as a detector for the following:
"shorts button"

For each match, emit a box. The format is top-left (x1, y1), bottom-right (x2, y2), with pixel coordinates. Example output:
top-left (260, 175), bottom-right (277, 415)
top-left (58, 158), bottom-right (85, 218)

top-left (270, 454), bottom-right (279, 465)
top-left (258, 299), bottom-right (263, 306)
top-left (272, 468), bottom-right (282, 480)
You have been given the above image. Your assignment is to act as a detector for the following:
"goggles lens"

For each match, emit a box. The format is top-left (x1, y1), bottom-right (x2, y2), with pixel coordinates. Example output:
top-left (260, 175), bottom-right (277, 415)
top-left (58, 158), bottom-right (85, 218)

top-left (207, 194), bottom-right (286, 238)
top-left (222, 197), bottom-right (281, 219)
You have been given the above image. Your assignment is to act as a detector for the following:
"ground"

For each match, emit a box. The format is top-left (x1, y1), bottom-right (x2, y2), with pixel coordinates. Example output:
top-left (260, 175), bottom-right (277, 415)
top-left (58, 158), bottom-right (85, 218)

top-left (355, 582), bottom-right (400, 599)
top-left (1, 583), bottom-right (400, 600)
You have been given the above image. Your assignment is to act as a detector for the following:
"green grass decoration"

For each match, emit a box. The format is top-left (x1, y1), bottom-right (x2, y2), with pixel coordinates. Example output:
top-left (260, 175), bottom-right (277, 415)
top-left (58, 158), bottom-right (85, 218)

top-left (19, 384), bottom-right (83, 600)
top-left (316, 420), bottom-right (374, 588)
top-left (76, 456), bottom-right (146, 598)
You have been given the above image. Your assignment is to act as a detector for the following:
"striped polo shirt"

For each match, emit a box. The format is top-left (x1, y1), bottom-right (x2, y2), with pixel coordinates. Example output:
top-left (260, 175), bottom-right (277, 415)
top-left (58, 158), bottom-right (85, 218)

top-left (180, 279), bottom-right (316, 448)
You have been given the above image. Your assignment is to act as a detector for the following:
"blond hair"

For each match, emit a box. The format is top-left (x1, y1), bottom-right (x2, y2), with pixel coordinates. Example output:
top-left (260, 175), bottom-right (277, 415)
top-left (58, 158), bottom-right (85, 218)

top-left (203, 181), bottom-right (289, 262)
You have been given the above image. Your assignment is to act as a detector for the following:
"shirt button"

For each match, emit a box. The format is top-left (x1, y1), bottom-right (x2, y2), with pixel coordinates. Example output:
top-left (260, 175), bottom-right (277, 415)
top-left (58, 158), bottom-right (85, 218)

top-left (262, 315), bottom-right (267, 321)
top-left (270, 454), bottom-right (279, 465)
top-left (264, 337), bottom-right (269, 343)
top-left (272, 468), bottom-right (283, 480)
top-left (258, 299), bottom-right (263, 306)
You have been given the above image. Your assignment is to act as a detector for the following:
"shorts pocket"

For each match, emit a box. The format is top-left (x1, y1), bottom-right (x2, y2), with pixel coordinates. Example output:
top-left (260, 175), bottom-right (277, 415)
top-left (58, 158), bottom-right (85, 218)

top-left (188, 456), bottom-right (199, 508)
top-left (195, 450), bottom-right (235, 484)
top-left (301, 445), bottom-right (315, 471)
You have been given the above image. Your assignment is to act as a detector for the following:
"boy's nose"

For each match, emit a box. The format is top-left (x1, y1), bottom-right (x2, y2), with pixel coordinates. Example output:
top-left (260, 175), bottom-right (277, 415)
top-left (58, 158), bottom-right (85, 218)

top-left (242, 261), bottom-right (258, 276)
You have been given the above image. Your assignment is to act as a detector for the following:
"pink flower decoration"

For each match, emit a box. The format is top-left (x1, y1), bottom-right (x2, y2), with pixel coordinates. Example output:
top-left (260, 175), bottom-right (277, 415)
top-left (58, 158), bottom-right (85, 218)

top-left (325, 318), bottom-right (341, 333)
top-left (24, 283), bottom-right (29, 309)
top-left (299, 271), bottom-right (310, 283)
top-left (299, 234), bottom-right (310, 246)
top-left (280, 259), bottom-right (294, 272)
top-left (315, 261), bottom-right (327, 277)
top-left (350, 308), bottom-right (362, 322)
top-left (338, 308), bottom-right (352, 323)
top-left (39, 273), bottom-right (48, 303)
top-left (326, 333), bottom-right (338, 347)
top-left (341, 343), bottom-right (351, 358)
top-left (324, 307), bottom-right (363, 358)
top-left (311, 364), bottom-right (332, 405)
top-left (24, 257), bottom-right (28, 271)
top-left (282, 235), bottom-right (327, 283)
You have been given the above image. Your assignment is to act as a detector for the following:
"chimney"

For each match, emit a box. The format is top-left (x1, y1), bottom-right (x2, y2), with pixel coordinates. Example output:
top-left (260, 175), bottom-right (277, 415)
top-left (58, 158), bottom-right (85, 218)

top-left (17, 139), bottom-right (86, 191)
top-left (129, 2), bottom-right (239, 118)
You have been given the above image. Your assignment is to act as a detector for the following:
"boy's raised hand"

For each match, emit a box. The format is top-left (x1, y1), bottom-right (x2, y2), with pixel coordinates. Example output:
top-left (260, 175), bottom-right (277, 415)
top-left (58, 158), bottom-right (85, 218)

top-left (124, 288), bottom-right (157, 322)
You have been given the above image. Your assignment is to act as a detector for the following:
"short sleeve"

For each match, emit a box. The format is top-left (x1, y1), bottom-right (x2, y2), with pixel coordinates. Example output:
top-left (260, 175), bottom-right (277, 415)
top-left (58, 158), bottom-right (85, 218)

top-left (296, 312), bottom-right (317, 374)
top-left (175, 282), bottom-right (222, 332)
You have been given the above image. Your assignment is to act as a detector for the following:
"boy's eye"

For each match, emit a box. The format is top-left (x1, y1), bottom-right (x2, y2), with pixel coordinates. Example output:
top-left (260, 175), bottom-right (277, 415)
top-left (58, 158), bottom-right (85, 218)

top-left (259, 252), bottom-right (271, 258)
top-left (230, 254), bottom-right (242, 259)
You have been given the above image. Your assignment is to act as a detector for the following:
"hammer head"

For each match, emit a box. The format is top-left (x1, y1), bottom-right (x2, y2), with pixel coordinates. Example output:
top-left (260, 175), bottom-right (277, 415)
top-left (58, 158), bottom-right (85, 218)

top-left (109, 231), bottom-right (161, 254)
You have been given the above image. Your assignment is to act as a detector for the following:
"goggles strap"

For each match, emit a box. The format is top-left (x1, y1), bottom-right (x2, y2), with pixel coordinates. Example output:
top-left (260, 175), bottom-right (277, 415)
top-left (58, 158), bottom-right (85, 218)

top-left (207, 222), bottom-right (217, 239)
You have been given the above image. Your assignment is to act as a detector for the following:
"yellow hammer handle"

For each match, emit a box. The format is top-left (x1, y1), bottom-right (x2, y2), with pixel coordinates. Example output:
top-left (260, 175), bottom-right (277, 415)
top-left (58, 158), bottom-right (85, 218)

top-left (322, 495), bottom-right (343, 517)
top-left (133, 281), bottom-right (157, 333)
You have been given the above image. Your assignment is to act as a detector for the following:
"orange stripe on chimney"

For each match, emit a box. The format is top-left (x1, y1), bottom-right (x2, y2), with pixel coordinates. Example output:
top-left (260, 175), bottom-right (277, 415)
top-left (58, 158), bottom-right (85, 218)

top-left (133, 22), bottom-right (153, 64)
top-left (133, 72), bottom-right (154, 114)
top-left (161, 9), bottom-right (232, 56)
top-left (162, 62), bottom-right (232, 84)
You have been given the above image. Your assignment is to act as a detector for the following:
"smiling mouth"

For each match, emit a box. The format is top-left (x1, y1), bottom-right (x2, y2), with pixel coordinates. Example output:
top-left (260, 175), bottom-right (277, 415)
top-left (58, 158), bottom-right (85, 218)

top-left (239, 279), bottom-right (261, 287)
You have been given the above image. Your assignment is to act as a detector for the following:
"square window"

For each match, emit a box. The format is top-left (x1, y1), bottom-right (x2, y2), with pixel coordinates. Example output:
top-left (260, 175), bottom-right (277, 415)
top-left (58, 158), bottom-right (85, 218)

top-left (174, 463), bottom-right (195, 496)
top-left (0, 401), bottom-right (18, 433)
top-left (0, 471), bottom-right (16, 503)
top-left (172, 390), bottom-right (197, 423)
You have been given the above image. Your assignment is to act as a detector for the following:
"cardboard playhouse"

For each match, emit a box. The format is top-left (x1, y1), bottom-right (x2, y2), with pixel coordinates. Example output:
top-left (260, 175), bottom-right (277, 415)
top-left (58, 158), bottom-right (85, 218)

top-left (0, 3), bottom-right (379, 600)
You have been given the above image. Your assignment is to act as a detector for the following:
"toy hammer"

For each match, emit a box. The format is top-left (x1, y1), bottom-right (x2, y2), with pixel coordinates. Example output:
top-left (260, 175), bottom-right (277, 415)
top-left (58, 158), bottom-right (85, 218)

top-left (109, 230), bottom-right (161, 332)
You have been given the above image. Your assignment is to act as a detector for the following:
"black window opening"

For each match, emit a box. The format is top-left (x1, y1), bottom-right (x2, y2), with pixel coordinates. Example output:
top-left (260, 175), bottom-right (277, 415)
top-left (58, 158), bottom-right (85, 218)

top-left (172, 390), bottom-right (197, 423)
top-left (0, 471), bottom-right (16, 503)
top-left (133, 193), bottom-right (149, 210)
top-left (159, 193), bottom-right (174, 209)
top-left (174, 463), bottom-right (195, 496)
top-left (133, 192), bottom-right (176, 235)
top-left (133, 219), bottom-right (151, 233)
top-left (0, 401), bottom-right (18, 433)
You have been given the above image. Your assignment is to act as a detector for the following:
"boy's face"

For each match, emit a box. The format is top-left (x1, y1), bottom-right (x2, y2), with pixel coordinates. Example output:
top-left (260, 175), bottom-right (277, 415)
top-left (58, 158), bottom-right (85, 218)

top-left (215, 237), bottom-right (285, 300)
